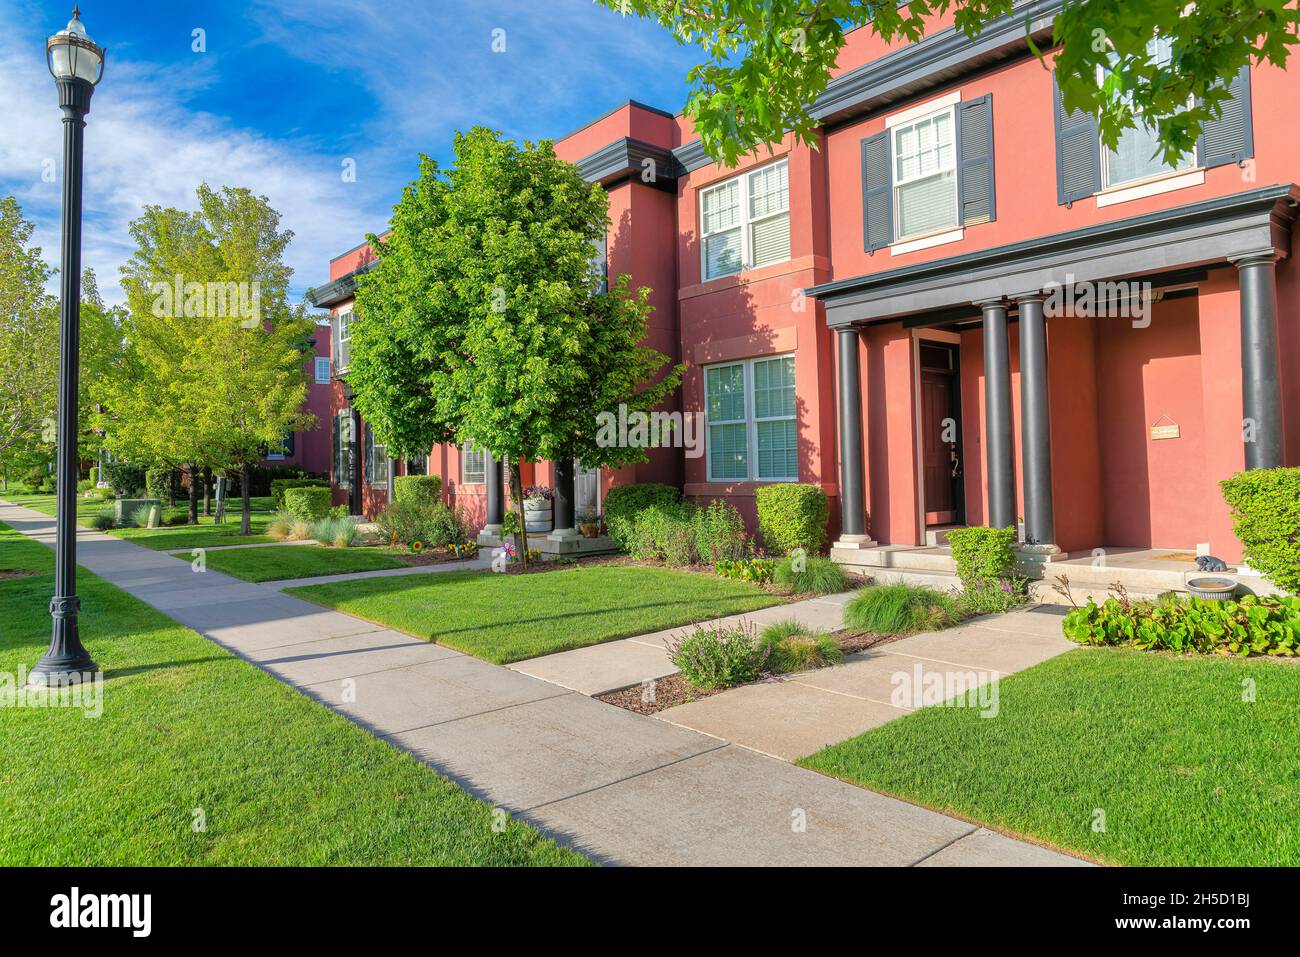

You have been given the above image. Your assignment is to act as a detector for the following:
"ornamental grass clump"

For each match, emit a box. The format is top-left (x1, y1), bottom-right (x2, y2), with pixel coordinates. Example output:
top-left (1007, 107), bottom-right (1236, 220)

top-left (666, 619), bottom-right (770, 690)
top-left (757, 619), bottom-right (843, 673)
top-left (267, 510), bottom-right (296, 539)
top-left (773, 555), bottom-right (851, 595)
top-left (310, 516), bottom-right (358, 548)
top-left (844, 583), bottom-right (962, 634)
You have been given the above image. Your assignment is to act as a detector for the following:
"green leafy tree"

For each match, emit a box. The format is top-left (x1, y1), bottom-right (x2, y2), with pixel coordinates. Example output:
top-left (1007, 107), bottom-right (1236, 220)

top-left (0, 195), bottom-right (57, 488)
top-left (101, 185), bottom-right (315, 533)
top-left (599, 0), bottom-right (1299, 166)
top-left (350, 128), bottom-right (682, 564)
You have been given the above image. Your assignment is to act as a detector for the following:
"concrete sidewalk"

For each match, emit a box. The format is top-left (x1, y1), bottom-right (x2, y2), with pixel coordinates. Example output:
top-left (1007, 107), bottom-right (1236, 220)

top-left (0, 500), bottom-right (1087, 867)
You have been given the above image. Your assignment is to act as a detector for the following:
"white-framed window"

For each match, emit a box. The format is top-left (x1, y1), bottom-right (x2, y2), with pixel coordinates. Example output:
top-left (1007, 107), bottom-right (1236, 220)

top-left (1099, 36), bottom-right (1196, 189)
top-left (699, 158), bottom-right (790, 281)
top-left (892, 106), bottom-right (958, 241)
top-left (704, 354), bottom-right (797, 482)
top-left (333, 310), bottom-right (354, 372)
top-left (314, 356), bottom-right (330, 384)
top-left (460, 442), bottom-right (486, 485)
top-left (364, 424), bottom-right (388, 491)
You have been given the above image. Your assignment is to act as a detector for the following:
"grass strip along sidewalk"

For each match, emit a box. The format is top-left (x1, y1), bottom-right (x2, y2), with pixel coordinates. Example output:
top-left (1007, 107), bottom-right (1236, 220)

top-left (288, 564), bottom-right (783, 664)
top-left (800, 647), bottom-right (1300, 866)
top-left (0, 522), bottom-right (586, 866)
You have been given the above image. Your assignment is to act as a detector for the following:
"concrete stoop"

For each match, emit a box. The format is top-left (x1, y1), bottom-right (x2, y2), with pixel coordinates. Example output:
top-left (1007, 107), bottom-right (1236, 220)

top-left (477, 530), bottom-right (618, 557)
top-left (832, 539), bottom-right (1280, 603)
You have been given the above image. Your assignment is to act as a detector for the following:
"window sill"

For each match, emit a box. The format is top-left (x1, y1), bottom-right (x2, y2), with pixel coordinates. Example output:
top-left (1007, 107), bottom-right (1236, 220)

top-left (1095, 168), bottom-right (1204, 208)
top-left (890, 227), bottom-right (964, 256)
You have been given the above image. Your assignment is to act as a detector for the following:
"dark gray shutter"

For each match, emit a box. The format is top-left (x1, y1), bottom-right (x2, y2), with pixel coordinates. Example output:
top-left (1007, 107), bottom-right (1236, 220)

top-left (331, 415), bottom-right (340, 483)
top-left (1198, 65), bottom-right (1254, 169)
top-left (957, 93), bottom-right (995, 224)
top-left (364, 423), bottom-right (374, 485)
top-left (861, 131), bottom-right (893, 252)
top-left (1053, 71), bottom-right (1101, 204)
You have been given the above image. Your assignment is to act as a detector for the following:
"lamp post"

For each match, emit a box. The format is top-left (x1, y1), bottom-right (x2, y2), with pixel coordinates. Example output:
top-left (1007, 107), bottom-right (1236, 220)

top-left (29, 7), bottom-right (105, 687)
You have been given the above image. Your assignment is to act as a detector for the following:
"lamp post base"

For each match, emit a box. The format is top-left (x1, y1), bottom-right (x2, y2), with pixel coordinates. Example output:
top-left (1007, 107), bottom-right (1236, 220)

top-left (29, 599), bottom-right (98, 686)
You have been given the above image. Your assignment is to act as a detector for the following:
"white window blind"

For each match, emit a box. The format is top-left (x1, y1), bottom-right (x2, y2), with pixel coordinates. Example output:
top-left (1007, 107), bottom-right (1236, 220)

top-left (699, 159), bottom-right (790, 280)
top-left (893, 109), bottom-right (958, 241)
top-left (704, 355), bottom-right (797, 482)
top-left (461, 443), bottom-right (486, 485)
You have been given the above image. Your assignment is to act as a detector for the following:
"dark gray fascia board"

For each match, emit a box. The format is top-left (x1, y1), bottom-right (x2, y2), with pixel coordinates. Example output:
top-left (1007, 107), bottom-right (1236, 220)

top-left (807, 184), bottom-right (1298, 326)
top-left (670, 0), bottom-right (1063, 175)
top-left (305, 259), bottom-right (375, 309)
top-left (811, 0), bottom-right (1061, 126)
top-left (576, 137), bottom-right (678, 191)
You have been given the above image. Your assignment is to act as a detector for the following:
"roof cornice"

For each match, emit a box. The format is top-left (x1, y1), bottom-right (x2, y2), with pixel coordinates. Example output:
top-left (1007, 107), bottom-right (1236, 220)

top-left (576, 136), bottom-right (678, 191)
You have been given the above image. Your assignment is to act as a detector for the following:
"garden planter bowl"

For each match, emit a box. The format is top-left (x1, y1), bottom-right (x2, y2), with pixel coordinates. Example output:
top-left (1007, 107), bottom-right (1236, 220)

top-left (1186, 577), bottom-right (1238, 601)
top-left (523, 501), bottom-right (553, 533)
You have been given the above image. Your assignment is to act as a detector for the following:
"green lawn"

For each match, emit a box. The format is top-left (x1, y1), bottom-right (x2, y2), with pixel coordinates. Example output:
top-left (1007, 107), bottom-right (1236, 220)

top-left (185, 543), bottom-right (409, 582)
top-left (288, 565), bottom-right (783, 664)
top-left (0, 523), bottom-right (586, 866)
top-left (800, 647), bottom-right (1300, 866)
top-left (1, 491), bottom-right (276, 550)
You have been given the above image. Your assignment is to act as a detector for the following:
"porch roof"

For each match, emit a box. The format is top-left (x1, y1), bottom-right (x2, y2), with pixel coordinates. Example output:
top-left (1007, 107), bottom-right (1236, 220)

top-left (807, 183), bottom-right (1299, 327)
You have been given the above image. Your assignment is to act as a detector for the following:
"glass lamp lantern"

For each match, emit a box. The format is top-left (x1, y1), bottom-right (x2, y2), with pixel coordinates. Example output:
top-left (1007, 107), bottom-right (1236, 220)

top-left (46, 6), bottom-right (105, 86)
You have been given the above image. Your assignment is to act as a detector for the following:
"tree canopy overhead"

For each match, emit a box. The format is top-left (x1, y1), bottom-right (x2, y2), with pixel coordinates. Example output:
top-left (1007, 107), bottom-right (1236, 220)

top-left (599, 0), bottom-right (1298, 167)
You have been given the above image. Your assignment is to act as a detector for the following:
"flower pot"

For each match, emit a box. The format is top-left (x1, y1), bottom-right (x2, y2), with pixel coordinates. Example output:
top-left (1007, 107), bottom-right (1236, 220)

top-left (1187, 577), bottom-right (1237, 601)
top-left (580, 522), bottom-right (601, 539)
top-left (523, 503), bottom-right (552, 533)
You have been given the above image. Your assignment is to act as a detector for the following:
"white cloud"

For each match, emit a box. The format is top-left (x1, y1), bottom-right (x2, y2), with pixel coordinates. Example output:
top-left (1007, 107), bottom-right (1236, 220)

top-left (0, 2), bottom-right (390, 306)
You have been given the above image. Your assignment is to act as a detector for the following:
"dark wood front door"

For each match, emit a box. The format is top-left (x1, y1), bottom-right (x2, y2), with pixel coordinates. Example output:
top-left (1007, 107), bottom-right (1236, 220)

top-left (919, 343), bottom-right (963, 526)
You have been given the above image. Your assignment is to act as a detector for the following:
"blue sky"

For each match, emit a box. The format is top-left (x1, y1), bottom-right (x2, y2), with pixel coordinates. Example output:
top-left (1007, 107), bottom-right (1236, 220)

top-left (0, 0), bottom-right (697, 305)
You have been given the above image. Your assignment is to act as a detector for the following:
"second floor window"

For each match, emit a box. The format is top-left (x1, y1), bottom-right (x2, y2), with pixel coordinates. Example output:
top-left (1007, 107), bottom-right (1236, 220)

top-left (704, 355), bottom-right (797, 483)
top-left (893, 107), bottom-right (958, 241)
top-left (314, 357), bottom-right (330, 384)
top-left (700, 159), bottom-right (790, 281)
top-left (332, 310), bottom-right (354, 372)
top-left (1100, 37), bottom-right (1194, 189)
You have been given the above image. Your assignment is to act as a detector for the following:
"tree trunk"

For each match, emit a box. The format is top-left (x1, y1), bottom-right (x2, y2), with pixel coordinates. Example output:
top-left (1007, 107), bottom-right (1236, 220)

top-left (187, 465), bottom-right (199, 525)
top-left (240, 466), bottom-right (252, 536)
top-left (202, 466), bottom-right (212, 516)
top-left (509, 461), bottom-right (529, 569)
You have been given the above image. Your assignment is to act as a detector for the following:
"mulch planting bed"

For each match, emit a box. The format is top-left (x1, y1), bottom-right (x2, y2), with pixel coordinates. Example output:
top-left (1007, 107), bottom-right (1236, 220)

top-left (394, 549), bottom-right (479, 567)
top-left (597, 627), bottom-right (903, 716)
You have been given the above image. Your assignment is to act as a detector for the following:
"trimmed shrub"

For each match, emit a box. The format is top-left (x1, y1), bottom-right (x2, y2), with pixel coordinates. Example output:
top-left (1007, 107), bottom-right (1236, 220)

top-left (88, 466), bottom-right (99, 486)
top-left (666, 619), bottom-right (770, 689)
top-left (102, 461), bottom-right (146, 496)
top-left (692, 499), bottom-right (747, 563)
top-left (604, 483), bottom-right (681, 551)
top-left (283, 486), bottom-right (331, 521)
top-left (755, 483), bottom-right (829, 555)
top-left (1064, 592), bottom-right (1300, 657)
top-left (715, 557), bottom-right (776, 585)
top-left (773, 555), bottom-right (852, 595)
top-left (145, 467), bottom-right (181, 506)
top-left (270, 478), bottom-right (329, 510)
top-left (393, 475), bottom-right (443, 507)
top-left (947, 525), bottom-right (1018, 587)
top-left (758, 619), bottom-right (843, 673)
top-left (844, 583), bottom-right (962, 634)
top-left (1221, 467), bottom-right (1300, 595)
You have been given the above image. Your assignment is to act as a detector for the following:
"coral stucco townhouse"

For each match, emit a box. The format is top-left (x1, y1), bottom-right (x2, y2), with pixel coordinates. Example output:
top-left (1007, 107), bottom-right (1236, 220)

top-left (307, 0), bottom-right (1299, 581)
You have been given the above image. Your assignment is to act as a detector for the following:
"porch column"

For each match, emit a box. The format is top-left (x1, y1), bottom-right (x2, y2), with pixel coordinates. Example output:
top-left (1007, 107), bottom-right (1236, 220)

top-left (484, 452), bottom-right (504, 532)
top-left (550, 458), bottom-right (578, 540)
top-left (980, 299), bottom-right (1016, 530)
top-left (834, 326), bottom-right (873, 547)
top-left (1235, 254), bottom-right (1285, 469)
top-left (349, 407), bottom-right (363, 516)
top-left (1017, 294), bottom-right (1059, 555)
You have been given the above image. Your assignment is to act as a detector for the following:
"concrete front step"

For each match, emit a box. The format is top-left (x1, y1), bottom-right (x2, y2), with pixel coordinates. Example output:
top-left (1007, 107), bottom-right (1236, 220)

top-left (831, 544), bottom-right (956, 573)
top-left (845, 567), bottom-right (964, 592)
top-left (1028, 579), bottom-right (1163, 605)
top-left (1035, 561), bottom-right (1280, 598)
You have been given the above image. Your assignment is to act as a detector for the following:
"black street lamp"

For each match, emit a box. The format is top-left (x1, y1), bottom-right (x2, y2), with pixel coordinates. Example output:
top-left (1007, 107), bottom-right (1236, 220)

top-left (29, 7), bottom-right (105, 688)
